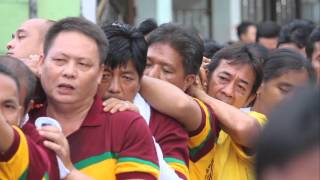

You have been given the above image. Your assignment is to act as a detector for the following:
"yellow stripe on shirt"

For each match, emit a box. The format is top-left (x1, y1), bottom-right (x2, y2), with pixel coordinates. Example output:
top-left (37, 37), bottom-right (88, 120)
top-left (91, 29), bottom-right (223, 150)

top-left (188, 99), bottom-right (212, 149)
top-left (116, 158), bottom-right (160, 179)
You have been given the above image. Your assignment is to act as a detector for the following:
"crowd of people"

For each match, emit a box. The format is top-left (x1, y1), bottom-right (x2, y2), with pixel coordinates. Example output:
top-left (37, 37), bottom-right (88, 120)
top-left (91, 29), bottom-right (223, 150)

top-left (0, 16), bottom-right (319, 180)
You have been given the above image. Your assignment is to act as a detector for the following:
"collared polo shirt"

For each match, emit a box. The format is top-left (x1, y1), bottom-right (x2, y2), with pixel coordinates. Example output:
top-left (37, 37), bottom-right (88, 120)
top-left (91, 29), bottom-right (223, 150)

top-left (150, 108), bottom-right (190, 179)
top-left (28, 97), bottom-right (160, 180)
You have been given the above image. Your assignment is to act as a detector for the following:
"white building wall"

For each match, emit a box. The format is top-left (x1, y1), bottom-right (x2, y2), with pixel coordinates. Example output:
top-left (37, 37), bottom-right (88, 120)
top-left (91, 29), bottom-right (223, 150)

top-left (135, 0), bottom-right (172, 25)
top-left (213, 0), bottom-right (241, 44)
top-left (81, 0), bottom-right (96, 23)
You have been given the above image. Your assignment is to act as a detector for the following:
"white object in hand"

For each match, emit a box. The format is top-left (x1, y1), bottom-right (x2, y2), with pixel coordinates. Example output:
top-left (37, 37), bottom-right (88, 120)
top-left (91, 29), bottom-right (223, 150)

top-left (35, 117), bottom-right (70, 179)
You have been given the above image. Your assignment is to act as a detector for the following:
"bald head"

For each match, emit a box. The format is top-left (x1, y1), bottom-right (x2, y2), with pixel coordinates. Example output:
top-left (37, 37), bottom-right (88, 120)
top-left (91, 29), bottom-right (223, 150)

top-left (6, 18), bottom-right (55, 59)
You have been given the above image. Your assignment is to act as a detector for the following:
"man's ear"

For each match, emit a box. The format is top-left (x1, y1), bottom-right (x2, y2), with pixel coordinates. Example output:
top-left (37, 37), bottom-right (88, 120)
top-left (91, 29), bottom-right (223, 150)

top-left (97, 64), bottom-right (105, 84)
top-left (37, 55), bottom-right (45, 77)
top-left (26, 100), bottom-right (35, 113)
top-left (256, 82), bottom-right (264, 96)
top-left (245, 82), bottom-right (265, 107)
top-left (183, 74), bottom-right (196, 91)
top-left (245, 93), bottom-right (257, 107)
top-left (17, 105), bottom-right (24, 127)
top-left (301, 47), bottom-right (307, 57)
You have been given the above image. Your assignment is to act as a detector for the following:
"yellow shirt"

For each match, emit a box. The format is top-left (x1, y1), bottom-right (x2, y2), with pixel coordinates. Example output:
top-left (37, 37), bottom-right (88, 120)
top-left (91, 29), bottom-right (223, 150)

top-left (213, 111), bottom-right (267, 180)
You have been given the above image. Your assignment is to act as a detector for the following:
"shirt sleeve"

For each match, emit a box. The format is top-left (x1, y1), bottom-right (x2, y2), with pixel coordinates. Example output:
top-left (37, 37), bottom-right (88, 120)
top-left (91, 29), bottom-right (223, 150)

top-left (231, 111), bottom-right (268, 161)
top-left (0, 125), bottom-right (59, 180)
top-left (0, 126), bottom-right (30, 180)
top-left (188, 99), bottom-right (219, 162)
top-left (114, 113), bottom-right (160, 180)
top-left (151, 110), bottom-right (190, 179)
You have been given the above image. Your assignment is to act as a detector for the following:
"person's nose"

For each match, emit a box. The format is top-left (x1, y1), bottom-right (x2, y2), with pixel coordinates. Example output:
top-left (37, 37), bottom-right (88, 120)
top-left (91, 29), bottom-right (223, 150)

top-left (108, 77), bottom-right (121, 94)
top-left (6, 39), bottom-right (15, 51)
top-left (147, 65), bottom-right (161, 79)
top-left (62, 62), bottom-right (77, 79)
top-left (221, 82), bottom-right (235, 98)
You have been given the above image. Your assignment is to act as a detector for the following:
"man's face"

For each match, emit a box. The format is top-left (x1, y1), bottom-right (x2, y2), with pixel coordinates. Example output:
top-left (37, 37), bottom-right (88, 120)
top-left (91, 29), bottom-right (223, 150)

top-left (39, 31), bottom-right (103, 105)
top-left (258, 69), bottom-right (309, 113)
top-left (207, 60), bottom-right (256, 108)
top-left (241, 25), bottom-right (257, 43)
top-left (258, 37), bottom-right (278, 50)
top-left (98, 60), bottom-right (140, 102)
top-left (145, 43), bottom-right (191, 91)
top-left (311, 42), bottom-right (320, 84)
top-left (6, 19), bottom-right (44, 59)
top-left (0, 74), bottom-right (21, 126)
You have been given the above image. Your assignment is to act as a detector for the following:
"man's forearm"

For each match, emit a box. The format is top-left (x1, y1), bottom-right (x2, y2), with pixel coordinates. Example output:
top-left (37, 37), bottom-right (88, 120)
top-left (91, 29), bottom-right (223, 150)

top-left (197, 91), bottom-right (261, 147)
top-left (140, 76), bottom-right (202, 131)
top-left (0, 119), bottom-right (15, 153)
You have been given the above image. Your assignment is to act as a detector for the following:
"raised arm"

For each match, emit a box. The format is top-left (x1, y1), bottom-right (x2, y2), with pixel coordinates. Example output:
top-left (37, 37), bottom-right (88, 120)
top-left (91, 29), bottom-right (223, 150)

top-left (189, 86), bottom-right (261, 148)
top-left (140, 76), bottom-right (202, 132)
top-left (0, 111), bottom-right (16, 153)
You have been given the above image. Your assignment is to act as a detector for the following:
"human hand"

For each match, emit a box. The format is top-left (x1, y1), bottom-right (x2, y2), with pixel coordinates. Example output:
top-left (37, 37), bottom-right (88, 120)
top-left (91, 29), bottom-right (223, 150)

top-left (102, 97), bottom-right (139, 113)
top-left (187, 75), bottom-right (207, 100)
top-left (198, 57), bottom-right (210, 92)
top-left (38, 126), bottom-right (74, 171)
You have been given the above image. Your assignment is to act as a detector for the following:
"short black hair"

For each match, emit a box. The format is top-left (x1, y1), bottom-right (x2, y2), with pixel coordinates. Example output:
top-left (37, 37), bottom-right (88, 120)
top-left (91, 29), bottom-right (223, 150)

top-left (278, 19), bottom-right (315, 49)
top-left (203, 39), bottom-right (224, 59)
top-left (0, 56), bottom-right (36, 114)
top-left (263, 48), bottom-right (316, 84)
top-left (247, 43), bottom-right (269, 63)
top-left (102, 22), bottom-right (147, 78)
top-left (306, 26), bottom-right (320, 59)
top-left (0, 61), bottom-right (20, 96)
top-left (44, 17), bottom-right (109, 64)
top-left (147, 23), bottom-right (204, 75)
top-left (207, 43), bottom-right (263, 95)
top-left (138, 18), bottom-right (158, 36)
top-left (237, 21), bottom-right (256, 39)
top-left (256, 21), bottom-right (280, 41)
top-left (256, 87), bottom-right (320, 180)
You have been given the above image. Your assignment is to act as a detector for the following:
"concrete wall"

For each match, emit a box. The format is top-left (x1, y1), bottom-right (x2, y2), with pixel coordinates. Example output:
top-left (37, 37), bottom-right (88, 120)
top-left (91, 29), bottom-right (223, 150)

top-left (135, 0), bottom-right (157, 24)
top-left (135, 0), bottom-right (172, 25)
top-left (213, 0), bottom-right (241, 44)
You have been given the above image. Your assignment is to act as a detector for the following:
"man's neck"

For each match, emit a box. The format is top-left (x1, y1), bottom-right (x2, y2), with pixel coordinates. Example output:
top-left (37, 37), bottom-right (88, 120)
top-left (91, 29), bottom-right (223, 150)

top-left (46, 98), bottom-right (95, 136)
top-left (251, 98), bottom-right (268, 115)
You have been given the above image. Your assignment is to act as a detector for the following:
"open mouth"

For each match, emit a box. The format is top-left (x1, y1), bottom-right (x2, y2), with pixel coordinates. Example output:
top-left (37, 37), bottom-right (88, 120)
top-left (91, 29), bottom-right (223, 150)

top-left (6, 52), bottom-right (14, 56)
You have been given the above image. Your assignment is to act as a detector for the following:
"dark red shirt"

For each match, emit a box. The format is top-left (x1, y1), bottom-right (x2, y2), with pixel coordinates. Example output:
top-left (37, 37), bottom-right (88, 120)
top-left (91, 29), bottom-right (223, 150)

top-left (28, 97), bottom-right (160, 179)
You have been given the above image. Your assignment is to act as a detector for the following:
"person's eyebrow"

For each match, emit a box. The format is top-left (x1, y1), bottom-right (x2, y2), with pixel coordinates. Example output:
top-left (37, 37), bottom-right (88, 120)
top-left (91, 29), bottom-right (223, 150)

top-left (279, 82), bottom-right (293, 88)
top-left (4, 98), bottom-right (19, 106)
top-left (121, 71), bottom-right (135, 75)
top-left (219, 71), bottom-right (232, 77)
top-left (16, 29), bottom-right (27, 34)
top-left (239, 78), bottom-right (250, 86)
